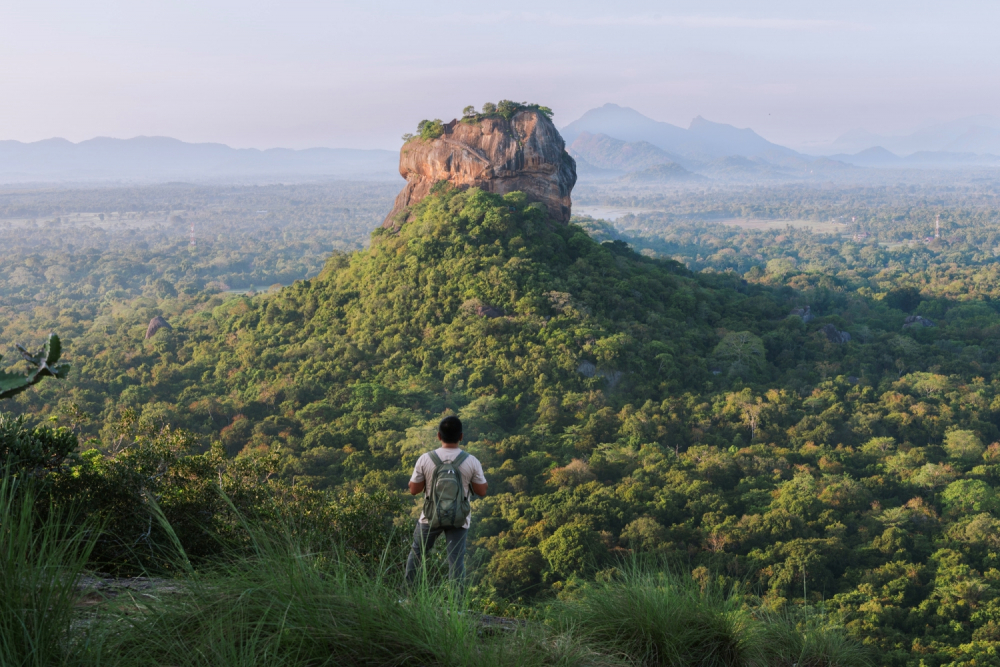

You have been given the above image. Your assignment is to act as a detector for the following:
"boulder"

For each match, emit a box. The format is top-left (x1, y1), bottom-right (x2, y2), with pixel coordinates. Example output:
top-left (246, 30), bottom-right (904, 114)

top-left (903, 315), bottom-right (935, 328)
top-left (145, 315), bottom-right (172, 339)
top-left (821, 323), bottom-right (851, 344)
top-left (383, 109), bottom-right (577, 228)
top-left (461, 299), bottom-right (504, 318)
top-left (790, 305), bottom-right (814, 323)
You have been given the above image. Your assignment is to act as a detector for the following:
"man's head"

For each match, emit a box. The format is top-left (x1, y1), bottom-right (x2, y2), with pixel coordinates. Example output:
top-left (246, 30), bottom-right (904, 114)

top-left (438, 416), bottom-right (463, 444)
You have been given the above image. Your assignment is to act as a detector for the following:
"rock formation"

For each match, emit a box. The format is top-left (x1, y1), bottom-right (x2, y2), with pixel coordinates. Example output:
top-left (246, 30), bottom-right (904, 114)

top-left (789, 305), bottom-right (814, 323)
top-left (383, 109), bottom-right (577, 228)
top-left (903, 315), bottom-right (935, 328)
top-left (146, 316), bottom-right (172, 339)
top-left (821, 323), bottom-right (851, 344)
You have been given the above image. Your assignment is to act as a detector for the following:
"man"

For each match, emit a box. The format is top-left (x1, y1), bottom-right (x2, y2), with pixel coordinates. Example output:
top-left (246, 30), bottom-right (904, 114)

top-left (405, 416), bottom-right (488, 586)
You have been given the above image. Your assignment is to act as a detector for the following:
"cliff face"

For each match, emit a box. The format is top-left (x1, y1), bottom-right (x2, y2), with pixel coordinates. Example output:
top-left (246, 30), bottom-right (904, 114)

top-left (383, 110), bottom-right (577, 228)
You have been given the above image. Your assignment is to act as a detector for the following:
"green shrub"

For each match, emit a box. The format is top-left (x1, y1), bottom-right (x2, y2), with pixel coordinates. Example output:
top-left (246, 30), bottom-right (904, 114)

top-left (547, 562), bottom-right (871, 667)
top-left (1, 408), bottom-right (404, 574)
top-left (0, 472), bottom-right (98, 667)
top-left (416, 119), bottom-right (445, 140)
top-left (0, 334), bottom-right (69, 400)
top-left (461, 101), bottom-right (554, 123)
top-left (0, 412), bottom-right (77, 476)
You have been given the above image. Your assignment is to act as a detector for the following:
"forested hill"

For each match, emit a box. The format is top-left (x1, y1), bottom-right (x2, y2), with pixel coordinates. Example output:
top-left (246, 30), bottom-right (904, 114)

top-left (12, 184), bottom-right (1000, 664)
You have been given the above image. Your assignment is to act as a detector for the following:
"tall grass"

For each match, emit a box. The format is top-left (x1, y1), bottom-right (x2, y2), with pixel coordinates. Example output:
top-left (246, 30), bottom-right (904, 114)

top-left (0, 481), bottom-right (871, 667)
top-left (0, 472), bottom-right (97, 667)
top-left (90, 516), bottom-right (622, 667)
top-left (548, 560), bottom-right (872, 667)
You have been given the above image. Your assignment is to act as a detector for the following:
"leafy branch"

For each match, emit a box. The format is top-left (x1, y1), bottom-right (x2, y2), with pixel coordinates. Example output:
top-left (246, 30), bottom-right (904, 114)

top-left (0, 334), bottom-right (70, 400)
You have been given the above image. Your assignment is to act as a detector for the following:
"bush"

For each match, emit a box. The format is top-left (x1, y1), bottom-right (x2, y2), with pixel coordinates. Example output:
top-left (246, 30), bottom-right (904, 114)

top-left (416, 119), bottom-right (445, 140)
top-left (548, 562), bottom-right (872, 667)
top-left (0, 472), bottom-right (97, 667)
top-left (1, 409), bottom-right (404, 574)
top-left (540, 521), bottom-right (606, 579)
top-left (488, 546), bottom-right (545, 598)
top-left (465, 101), bottom-right (554, 123)
top-left (0, 412), bottom-right (77, 476)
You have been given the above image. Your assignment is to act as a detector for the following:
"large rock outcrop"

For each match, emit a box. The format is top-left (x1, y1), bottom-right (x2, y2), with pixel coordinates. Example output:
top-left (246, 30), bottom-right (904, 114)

top-left (383, 110), bottom-right (577, 228)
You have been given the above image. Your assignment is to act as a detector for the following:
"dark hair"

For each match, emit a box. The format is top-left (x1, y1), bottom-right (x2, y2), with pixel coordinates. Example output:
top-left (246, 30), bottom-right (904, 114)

top-left (438, 416), bottom-right (463, 444)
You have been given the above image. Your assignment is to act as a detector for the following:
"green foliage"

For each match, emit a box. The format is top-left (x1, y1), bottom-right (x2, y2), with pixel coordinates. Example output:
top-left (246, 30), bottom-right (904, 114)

top-left (466, 100), bottom-right (554, 122)
top-left (941, 479), bottom-right (999, 515)
top-left (712, 331), bottom-right (767, 379)
top-left (488, 546), bottom-right (546, 598)
top-left (0, 472), bottom-right (98, 667)
top-left (550, 562), bottom-right (871, 666)
top-left (885, 286), bottom-right (922, 313)
top-left (0, 412), bottom-right (77, 475)
top-left (11, 178), bottom-right (1000, 662)
top-left (0, 334), bottom-right (69, 399)
top-left (0, 407), bottom-right (404, 573)
top-left (540, 521), bottom-right (606, 579)
top-left (415, 118), bottom-right (445, 141)
top-left (7, 502), bottom-right (859, 667)
top-left (944, 429), bottom-right (985, 463)
top-left (0, 182), bottom-right (389, 320)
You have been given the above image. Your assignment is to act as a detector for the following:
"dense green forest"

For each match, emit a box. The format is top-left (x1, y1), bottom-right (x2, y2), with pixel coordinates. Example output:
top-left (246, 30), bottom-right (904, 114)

top-left (8, 178), bottom-right (1000, 664)
top-left (0, 181), bottom-right (393, 320)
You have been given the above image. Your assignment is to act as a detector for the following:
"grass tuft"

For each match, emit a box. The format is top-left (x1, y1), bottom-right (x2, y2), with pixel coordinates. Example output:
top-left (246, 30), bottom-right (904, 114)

top-left (0, 470), bottom-right (97, 667)
top-left (547, 560), bottom-right (871, 667)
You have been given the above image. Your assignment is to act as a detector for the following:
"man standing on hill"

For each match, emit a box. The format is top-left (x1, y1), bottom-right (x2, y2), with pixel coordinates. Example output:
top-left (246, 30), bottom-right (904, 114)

top-left (405, 416), bottom-right (488, 588)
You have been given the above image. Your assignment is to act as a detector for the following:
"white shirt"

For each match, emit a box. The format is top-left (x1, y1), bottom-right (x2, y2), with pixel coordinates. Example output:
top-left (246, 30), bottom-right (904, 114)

top-left (410, 447), bottom-right (487, 529)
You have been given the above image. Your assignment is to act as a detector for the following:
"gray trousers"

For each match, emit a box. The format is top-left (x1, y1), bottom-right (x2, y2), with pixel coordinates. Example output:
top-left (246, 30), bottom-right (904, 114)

top-left (404, 522), bottom-right (468, 585)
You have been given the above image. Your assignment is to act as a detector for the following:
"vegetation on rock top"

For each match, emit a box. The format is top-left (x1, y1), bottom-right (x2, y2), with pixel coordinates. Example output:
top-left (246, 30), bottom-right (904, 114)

top-left (403, 102), bottom-right (556, 142)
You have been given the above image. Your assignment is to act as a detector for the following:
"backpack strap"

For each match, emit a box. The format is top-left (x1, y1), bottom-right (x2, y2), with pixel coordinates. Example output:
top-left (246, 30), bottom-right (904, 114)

top-left (427, 450), bottom-right (468, 470)
top-left (453, 451), bottom-right (471, 498)
top-left (427, 450), bottom-right (444, 469)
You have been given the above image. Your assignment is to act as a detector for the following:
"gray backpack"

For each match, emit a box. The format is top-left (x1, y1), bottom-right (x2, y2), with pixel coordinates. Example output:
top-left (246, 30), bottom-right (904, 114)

top-left (424, 450), bottom-right (471, 529)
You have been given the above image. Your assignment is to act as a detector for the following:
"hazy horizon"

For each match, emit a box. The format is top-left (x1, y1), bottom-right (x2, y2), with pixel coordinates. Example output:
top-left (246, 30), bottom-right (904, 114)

top-left (3, 1), bottom-right (999, 152)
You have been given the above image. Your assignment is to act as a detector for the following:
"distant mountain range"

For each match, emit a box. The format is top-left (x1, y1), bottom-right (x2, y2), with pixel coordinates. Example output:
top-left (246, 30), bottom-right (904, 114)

top-left (562, 105), bottom-right (851, 182)
top-left (0, 136), bottom-right (400, 183)
top-left (562, 104), bottom-right (798, 162)
top-left (823, 115), bottom-right (1000, 156)
top-left (4, 106), bottom-right (999, 186)
top-left (561, 104), bottom-right (1000, 182)
top-left (827, 146), bottom-right (1000, 168)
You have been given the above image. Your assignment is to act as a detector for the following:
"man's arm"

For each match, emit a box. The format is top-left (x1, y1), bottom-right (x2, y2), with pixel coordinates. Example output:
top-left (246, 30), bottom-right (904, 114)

top-left (409, 455), bottom-right (426, 495)
top-left (471, 458), bottom-right (488, 496)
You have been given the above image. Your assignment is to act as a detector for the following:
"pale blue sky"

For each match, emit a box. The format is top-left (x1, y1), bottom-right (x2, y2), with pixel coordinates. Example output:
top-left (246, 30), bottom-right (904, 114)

top-left (2, 1), bottom-right (998, 150)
